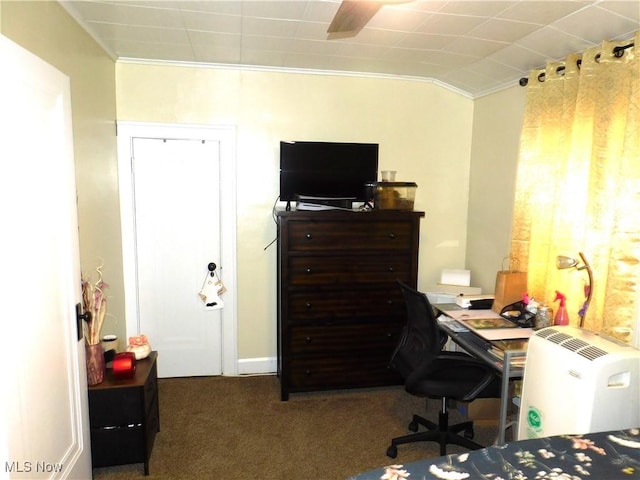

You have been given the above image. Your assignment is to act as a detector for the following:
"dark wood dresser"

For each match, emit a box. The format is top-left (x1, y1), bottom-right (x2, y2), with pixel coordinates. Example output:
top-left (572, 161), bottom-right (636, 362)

top-left (276, 209), bottom-right (424, 400)
top-left (88, 351), bottom-right (159, 475)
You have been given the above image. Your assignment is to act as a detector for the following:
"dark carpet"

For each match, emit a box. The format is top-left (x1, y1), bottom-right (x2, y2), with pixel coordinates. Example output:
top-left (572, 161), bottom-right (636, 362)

top-left (92, 375), bottom-right (498, 479)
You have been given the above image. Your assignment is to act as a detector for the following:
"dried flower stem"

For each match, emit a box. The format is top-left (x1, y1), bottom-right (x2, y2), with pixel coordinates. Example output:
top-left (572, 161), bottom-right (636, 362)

top-left (81, 262), bottom-right (108, 345)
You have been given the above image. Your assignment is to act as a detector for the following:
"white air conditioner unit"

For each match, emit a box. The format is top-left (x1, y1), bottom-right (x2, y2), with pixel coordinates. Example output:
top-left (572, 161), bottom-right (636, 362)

top-left (517, 325), bottom-right (640, 440)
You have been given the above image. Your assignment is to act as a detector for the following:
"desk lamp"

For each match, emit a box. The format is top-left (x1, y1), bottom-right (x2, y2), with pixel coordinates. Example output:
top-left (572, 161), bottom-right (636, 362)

top-left (556, 252), bottom-right (593, 328)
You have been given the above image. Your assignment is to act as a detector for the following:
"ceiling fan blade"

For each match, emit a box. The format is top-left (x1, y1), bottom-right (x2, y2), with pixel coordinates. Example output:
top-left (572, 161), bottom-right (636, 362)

top-left (327, 1), bottom-right (383, 37)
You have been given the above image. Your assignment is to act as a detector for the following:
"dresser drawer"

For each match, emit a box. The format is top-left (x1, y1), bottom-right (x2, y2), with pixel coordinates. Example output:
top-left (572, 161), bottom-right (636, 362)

top-left (89, 387), bottom-right (143, 427)
top-left (285, 355), bottom-right (401, 390)
top-left (288, 255), bottom-right (411, 285)
top-left (287, 288), bottom-right (404, 322)
top-left (90, 426), bottom-right (145, 467)
top-left (289, 323), bottom-right (402, 354)
top-left (287, 221), bottom-right (413, 252)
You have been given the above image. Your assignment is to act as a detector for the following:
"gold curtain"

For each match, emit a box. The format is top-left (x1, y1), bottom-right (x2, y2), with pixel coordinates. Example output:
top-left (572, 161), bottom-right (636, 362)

top-left (511, 31), bottom-right (640, 342)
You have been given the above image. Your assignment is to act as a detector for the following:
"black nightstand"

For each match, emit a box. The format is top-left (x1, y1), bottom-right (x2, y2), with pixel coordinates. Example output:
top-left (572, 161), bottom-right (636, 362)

top-left (88, 351), bottom-right (159, 475)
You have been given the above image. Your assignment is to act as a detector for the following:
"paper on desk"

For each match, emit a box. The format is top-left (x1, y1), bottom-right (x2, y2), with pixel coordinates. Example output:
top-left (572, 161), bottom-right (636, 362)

top-left (468, 327), bottom-right (534, 341)
top-left (444, 309), bottom-right (534, 340)
top-left (444, 309), bottom-right (502, 320)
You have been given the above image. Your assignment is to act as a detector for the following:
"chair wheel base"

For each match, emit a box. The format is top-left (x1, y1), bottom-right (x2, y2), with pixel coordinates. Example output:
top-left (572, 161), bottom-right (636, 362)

top-left (386, 445), bottom-right (398, 458)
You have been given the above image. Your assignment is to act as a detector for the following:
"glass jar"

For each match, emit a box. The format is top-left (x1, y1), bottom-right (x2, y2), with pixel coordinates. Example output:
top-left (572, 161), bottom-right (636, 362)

top-left (535, 305), bottom-right (553, 329)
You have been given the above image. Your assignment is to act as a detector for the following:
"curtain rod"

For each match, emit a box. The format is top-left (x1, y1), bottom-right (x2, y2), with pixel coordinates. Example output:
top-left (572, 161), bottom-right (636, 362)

top-left (519, 41), bottom-right (634, 87)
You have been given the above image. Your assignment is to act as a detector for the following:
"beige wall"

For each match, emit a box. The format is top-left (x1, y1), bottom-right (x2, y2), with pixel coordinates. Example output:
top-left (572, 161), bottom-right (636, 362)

top-left (2, 0), bottom-right (527, 364)
top-left (1, 2), bottom-right (124, 341)
top-left (467, 85), bottom-right (527, 292)
top-left (116, 63), bottom-right (475, 358)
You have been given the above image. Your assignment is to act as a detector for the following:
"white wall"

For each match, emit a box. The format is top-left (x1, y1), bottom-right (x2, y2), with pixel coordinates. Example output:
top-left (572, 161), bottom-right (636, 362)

top-left (116, 62), bottom-right (475, 360)
top-left (467, 85), bottom-right (527, 293)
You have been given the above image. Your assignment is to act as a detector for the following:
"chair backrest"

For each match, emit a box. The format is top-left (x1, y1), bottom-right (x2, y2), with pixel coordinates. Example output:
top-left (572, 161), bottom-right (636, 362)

top-left (390, 281), bottom-right (444, 379)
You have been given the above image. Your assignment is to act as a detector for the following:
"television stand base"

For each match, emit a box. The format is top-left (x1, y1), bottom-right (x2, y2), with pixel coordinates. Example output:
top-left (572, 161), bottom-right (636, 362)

top-left (297, 203), bottom-right (348, 211)
top-left (294, 195), bottom-right (354, 210)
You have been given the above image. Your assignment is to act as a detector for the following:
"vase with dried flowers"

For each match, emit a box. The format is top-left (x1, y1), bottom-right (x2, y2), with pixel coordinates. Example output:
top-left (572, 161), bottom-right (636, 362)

top-left (82, 263), bottom-right (108, 386)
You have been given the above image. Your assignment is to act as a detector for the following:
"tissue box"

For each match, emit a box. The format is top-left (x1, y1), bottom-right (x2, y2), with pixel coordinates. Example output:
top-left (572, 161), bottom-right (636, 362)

top-left (369, 182), bottom-right (417, 210)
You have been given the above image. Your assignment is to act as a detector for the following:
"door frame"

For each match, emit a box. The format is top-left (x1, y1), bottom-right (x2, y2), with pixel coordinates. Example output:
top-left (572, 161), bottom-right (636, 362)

top-left (117, 122), bottom-right (238, 375)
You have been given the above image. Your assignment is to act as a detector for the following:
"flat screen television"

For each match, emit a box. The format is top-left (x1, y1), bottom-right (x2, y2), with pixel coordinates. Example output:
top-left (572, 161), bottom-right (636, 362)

top-left (279, 141), bottom-right (378, 208)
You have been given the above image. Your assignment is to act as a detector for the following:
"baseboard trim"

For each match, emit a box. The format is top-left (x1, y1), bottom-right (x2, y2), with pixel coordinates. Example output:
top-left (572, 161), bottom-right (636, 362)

top-left (236, 356), bottom-right (277, 375)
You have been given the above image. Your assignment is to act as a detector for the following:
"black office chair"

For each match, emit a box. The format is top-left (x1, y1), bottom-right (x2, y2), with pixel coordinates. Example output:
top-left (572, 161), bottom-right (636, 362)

top-left (386, 281), bottom-right (501, 458)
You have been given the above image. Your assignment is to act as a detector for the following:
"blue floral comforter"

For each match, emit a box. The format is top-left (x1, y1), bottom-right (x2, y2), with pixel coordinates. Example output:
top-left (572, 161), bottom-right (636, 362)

top-left (349, 429), bottom-right (640, 480)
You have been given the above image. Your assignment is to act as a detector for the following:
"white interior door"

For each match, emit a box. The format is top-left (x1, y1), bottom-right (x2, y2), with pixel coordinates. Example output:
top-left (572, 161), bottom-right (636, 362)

top-left (0, 35), bottom-right (91, 478)
top-left (132, 138), bottom-right (223, 377)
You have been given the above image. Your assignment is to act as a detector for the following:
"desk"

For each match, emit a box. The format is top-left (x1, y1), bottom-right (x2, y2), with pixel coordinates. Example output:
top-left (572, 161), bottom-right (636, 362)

top-left (435, 305), bottom-right (526, 445)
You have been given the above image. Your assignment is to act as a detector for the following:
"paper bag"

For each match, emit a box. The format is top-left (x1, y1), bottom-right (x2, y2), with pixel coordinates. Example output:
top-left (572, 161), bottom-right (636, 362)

top-left (492, 259), bottom-right (528, 313)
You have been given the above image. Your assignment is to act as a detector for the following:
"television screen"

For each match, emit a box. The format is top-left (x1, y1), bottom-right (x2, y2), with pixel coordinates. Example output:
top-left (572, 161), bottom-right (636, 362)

top-left (279, 141), bottom-right (378, 203)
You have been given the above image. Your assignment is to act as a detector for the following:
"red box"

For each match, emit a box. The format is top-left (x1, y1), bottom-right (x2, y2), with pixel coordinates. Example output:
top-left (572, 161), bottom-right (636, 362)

top-left (112, 352), bottom-right (136, 379)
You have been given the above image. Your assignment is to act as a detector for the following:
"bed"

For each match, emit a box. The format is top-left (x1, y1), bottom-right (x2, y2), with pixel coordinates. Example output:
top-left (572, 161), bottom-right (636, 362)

top-left (348, 428), bottom-right (640, 479)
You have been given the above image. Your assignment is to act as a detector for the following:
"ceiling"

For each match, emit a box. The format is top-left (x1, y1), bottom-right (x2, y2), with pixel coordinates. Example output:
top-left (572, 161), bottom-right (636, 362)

top-left (61, 0), bottom-right (640, 98)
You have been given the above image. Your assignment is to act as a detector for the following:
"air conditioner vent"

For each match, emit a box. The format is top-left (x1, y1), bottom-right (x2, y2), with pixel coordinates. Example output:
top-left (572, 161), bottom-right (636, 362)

top-left (578, 346), bottom-right (608, 361)
top-left (536, 328), bottom-right (557, 339)
top-left (537, 329), bottom-right (610, 361)
top-left (562, 338), bottom-right (590, 352)
top-left (548, 332), bottom-right (571, 344)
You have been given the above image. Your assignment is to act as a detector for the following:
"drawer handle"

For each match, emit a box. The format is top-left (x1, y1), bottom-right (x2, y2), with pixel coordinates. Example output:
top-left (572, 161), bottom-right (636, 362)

top-left (305, 302), bottom-right (312, 309)
top-left (305, 233), bottom-right (313, 239)
top-left (305, 369), bottom-right (312, 375)
top-left (388, 233), bottom-right (396, 239)
top-left (388, 266), bottom-right (394, 272)
top-left (387, 300), bottom-right (394, 306)
top-left (305, 336), bottom-right (312, 343)
top-left (305, 268), bottom-right (313, 274)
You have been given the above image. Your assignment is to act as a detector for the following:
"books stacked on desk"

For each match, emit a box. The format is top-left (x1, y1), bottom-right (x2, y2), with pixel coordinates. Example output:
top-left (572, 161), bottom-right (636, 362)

top-left (488, 338), bottom-right (529, 366)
